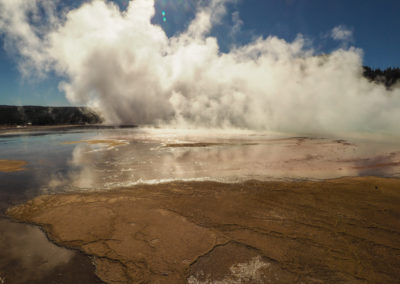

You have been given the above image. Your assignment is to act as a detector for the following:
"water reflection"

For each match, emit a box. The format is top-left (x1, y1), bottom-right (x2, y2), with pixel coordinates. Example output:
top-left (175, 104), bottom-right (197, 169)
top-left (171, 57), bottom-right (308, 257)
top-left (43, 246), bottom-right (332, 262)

top-left (3, 127), bottom-right (400, 194)
top-left (0, 218), bottom-right (73, 283)
top-left (0, 129), bottom-right (104, 284)
top-left (44, 129), bottom-right (400, 192)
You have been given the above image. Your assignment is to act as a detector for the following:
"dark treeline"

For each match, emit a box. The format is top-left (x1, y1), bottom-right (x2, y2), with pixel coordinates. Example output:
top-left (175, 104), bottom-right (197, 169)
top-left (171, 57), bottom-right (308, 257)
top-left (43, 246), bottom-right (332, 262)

top-left (363, 66), bottom-right (400, 88)
top-left (0, 105), bottom-right (102, 126)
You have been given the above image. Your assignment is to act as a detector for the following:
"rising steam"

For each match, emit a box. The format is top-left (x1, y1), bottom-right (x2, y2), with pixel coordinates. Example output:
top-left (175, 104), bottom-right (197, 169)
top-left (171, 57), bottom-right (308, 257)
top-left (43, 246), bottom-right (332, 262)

top-left (1, 0), bottom-right (400, 136)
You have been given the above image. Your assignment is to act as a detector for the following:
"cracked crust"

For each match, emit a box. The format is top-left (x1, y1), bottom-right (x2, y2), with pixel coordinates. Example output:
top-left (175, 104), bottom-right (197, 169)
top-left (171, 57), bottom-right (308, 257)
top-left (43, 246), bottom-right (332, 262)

top-left (7, 177), bottom-right (400, 283)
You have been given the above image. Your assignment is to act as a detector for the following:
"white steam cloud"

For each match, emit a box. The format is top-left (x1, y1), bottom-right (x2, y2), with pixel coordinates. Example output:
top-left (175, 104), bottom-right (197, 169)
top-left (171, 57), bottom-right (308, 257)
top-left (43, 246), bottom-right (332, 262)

top-left (331, 25), bottom-right (353, 42)
top-left (1, 0), bottom-right (400, 136)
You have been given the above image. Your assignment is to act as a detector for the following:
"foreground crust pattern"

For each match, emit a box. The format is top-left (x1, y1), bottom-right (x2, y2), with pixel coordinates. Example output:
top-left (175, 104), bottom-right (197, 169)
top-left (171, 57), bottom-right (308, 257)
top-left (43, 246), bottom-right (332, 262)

top-left (8, 177), bottom-right (400, 283)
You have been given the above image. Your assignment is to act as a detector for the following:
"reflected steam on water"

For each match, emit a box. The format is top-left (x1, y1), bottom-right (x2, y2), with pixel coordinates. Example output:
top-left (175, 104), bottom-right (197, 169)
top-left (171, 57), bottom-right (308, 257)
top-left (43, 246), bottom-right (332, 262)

top-left (0, 129), bottom-right (106, 284)
top-left (0, 219), bottom-right (74, 284)
top-left (44, 128), bottom-right (400, 193)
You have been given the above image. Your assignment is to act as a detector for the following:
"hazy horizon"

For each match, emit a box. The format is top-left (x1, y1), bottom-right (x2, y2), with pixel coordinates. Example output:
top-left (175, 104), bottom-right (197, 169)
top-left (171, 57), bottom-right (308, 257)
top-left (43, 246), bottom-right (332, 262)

top-left (1, 0), bottom-right (400, 137)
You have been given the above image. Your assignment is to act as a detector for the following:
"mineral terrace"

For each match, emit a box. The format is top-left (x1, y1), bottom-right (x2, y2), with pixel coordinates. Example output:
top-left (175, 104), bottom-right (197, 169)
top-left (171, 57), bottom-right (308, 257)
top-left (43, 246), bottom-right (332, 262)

top-left (8, 177), bottom-right (400, 283)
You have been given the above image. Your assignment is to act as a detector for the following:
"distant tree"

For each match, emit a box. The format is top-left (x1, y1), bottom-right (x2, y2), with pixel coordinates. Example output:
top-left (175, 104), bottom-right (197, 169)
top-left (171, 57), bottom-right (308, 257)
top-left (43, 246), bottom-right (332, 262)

top-left (0, 106), bottom-right (102, 126)
top-left (363, 66), bottom-right (400, 88)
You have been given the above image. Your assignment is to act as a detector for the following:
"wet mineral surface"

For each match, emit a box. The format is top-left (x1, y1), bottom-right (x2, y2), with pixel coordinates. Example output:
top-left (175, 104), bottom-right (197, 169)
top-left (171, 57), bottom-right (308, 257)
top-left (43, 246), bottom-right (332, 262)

top-left (8, 177), bottom-right (400, 283)
top-left (0, 160), bottom-right (27, 172)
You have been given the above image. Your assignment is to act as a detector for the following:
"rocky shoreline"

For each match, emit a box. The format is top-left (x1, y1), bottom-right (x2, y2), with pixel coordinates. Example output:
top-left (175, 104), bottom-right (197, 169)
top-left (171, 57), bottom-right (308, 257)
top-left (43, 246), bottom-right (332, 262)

top-left (7, 177), bottom-right (400, 283)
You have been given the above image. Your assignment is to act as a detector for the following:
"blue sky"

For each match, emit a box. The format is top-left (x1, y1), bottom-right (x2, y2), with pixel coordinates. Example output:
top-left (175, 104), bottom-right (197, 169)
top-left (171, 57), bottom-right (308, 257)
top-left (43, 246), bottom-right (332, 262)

top-left (0, 0), bottom-right (400, 106)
